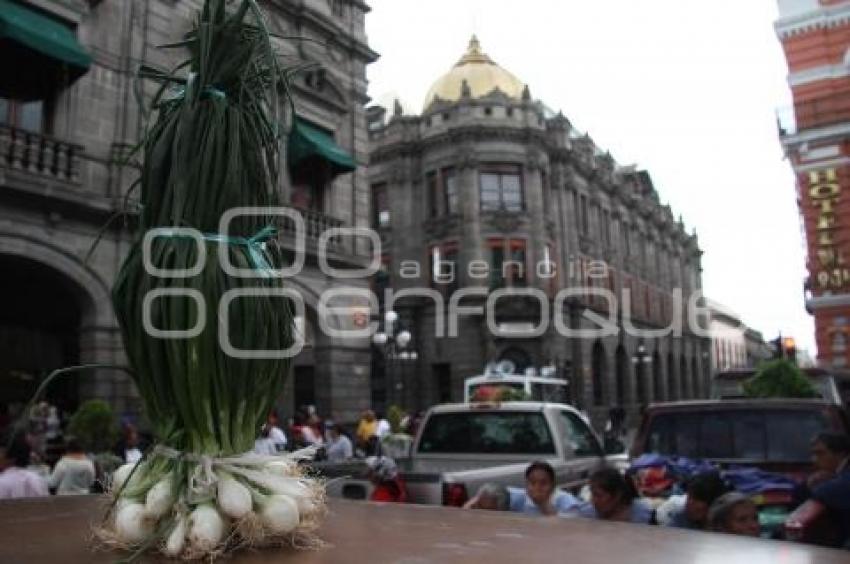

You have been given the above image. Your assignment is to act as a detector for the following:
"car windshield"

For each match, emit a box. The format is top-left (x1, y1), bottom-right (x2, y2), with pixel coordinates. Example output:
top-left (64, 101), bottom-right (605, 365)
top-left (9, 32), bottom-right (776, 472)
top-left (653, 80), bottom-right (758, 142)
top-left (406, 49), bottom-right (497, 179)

top-left (645, 409), bottom-right (830, 462)
top-left (417, 411), bottom-right (556, 455)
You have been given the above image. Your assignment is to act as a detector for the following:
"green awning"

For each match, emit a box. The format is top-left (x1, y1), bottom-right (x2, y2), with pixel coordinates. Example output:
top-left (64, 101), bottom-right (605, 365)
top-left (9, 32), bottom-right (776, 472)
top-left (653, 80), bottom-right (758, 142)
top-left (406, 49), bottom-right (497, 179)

top-left (0, 0), bottom-right (92, 100)
top-left (288, 118), bottom-right (357, 177)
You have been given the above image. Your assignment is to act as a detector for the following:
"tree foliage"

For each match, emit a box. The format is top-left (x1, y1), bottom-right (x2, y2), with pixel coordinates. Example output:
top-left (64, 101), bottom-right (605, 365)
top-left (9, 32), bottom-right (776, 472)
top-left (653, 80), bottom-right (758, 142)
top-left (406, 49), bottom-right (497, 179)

top-left (743, 359), bottom-right (819, 399)
top-left (67, 399), bottom-right (118, 453)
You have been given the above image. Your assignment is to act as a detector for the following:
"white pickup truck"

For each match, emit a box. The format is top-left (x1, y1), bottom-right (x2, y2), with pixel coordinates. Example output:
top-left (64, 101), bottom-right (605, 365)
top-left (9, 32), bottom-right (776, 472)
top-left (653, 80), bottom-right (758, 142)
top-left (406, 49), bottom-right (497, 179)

top-left (320, 401), bottom-right (621, 506)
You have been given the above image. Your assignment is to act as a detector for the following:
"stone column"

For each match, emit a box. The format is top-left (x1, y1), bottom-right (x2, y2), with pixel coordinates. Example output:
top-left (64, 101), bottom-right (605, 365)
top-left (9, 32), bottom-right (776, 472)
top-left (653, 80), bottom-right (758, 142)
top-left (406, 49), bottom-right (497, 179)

top-left (388, 159), bottom-right (417, 290)
top-left (524, 149), bottom-right (547, 290)
top-left (313, 343), bottom-right (371, 423)
top-left (456, 145), bottom-right (485, 288)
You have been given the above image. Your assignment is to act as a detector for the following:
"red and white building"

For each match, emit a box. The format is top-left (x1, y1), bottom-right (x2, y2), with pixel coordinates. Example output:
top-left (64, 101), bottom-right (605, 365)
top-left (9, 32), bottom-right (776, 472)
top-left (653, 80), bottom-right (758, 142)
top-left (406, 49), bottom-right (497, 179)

top-left (776, 0), bottom-right (850, 367)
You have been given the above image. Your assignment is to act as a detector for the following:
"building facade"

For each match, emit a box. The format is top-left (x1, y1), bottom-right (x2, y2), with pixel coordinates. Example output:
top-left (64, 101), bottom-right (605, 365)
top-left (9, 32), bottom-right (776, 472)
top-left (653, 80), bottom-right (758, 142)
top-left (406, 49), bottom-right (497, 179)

top-left (744, 329), bottom-right (773, 368)
top-left (707, 302), bottom-right (770, 372)
top-left (368, 37), bottom-right (710, 429)
top-left (776, 0), bottom-right (850, 368)
top-left (0, 0), bottom-right (377, 424)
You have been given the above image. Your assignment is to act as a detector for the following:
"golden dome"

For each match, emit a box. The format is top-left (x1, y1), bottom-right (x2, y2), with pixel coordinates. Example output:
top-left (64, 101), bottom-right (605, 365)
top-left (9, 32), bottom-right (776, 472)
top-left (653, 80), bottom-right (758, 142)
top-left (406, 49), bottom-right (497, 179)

top-left (423, 35), bottom-right (525, 110)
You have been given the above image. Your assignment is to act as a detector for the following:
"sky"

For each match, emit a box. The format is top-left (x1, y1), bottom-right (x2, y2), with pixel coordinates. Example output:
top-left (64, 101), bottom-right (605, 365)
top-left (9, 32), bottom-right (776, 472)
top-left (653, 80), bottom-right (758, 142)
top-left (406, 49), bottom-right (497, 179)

top-left (364, 0), bottom-right (814, 354)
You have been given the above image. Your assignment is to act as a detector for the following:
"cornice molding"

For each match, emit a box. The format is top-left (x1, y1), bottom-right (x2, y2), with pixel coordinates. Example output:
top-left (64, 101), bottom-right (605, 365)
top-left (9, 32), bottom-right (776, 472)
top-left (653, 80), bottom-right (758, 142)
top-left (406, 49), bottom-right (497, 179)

top-left (775, 3), bottom-right (850, 39)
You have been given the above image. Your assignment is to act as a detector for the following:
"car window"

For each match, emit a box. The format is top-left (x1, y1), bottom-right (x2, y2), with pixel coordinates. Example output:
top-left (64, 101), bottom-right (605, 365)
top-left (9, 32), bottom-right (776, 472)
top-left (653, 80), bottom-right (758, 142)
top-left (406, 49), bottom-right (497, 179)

top-left (646, 414), bottom-right (699, 458)
top-left (558, 411), bottom-right (602, 457)
top-left (766, 410), bottom-right (829, 462)
top-left (417, 411), bottom-right (556, 455)
top-left (730, 413), bottom-right (765, 460)
top-left (701, 416), bottom-right (733, 459)
top-left (645, 409), bottom-right (828, 462)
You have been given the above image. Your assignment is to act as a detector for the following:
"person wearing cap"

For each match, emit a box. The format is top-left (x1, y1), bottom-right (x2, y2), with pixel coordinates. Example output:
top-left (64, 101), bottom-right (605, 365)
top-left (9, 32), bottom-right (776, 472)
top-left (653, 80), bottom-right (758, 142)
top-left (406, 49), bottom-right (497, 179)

top-left (367, 455), bottom-right (407, 503)
top-left (708, 492), bottom-right (760, 537)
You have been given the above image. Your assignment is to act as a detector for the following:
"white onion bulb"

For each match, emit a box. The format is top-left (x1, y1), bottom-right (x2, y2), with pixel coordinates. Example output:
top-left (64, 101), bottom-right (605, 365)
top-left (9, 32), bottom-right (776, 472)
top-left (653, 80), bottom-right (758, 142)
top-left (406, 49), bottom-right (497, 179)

top-left (115, 502), bottom-right (154, 544)
top-left (144, 478), bottom-right (173, 519)
top-left (164, 514), bottom-right (187, 557)
top-left (260, 495), bottom-right (300, 534)
top-left (188, 504), bottom-right (225, 552)
top-left (217, 473), bottom-right (253, 519)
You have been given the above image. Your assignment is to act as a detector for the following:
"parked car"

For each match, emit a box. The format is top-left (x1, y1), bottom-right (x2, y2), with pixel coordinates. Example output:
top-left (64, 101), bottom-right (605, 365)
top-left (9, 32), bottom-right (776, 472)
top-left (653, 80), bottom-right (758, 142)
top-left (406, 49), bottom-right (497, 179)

top-left (319, 401), bottom-right (620, 505)
top-left (631, 399), bottom-right (849, 477)
top-left (631, 399), bottom-right (850, 537)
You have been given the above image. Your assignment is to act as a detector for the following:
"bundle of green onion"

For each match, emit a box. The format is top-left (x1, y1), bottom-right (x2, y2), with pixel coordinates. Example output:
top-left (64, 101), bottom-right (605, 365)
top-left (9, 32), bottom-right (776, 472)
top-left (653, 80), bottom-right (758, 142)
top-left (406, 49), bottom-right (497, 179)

top-left (102, 1), bottom-right (324, 559)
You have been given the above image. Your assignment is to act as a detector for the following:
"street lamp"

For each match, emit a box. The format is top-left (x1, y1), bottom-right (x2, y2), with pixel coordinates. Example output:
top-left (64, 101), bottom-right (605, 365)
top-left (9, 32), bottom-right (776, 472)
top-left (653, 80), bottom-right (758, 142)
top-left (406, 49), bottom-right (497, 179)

top-left (632, 343), bottom-right (652, 405)
top-left (372, 310), bottom-right (418, 409)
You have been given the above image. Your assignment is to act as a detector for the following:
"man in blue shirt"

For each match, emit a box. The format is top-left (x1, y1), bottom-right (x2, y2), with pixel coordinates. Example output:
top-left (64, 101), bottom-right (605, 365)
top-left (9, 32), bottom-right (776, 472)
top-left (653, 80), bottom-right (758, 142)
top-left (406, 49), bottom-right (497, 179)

top-left (810, 432), bottom-right (850, 549)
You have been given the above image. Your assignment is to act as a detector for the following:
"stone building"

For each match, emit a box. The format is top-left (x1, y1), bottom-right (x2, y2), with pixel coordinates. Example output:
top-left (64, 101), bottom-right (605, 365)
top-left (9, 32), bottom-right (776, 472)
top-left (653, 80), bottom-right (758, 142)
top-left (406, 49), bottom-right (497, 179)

top-left (707, 301), bottom-right (770, 372)
top-left (0, 0), bottom-right (377, 424)
top-left (368, 37), bottom-right (710, 428)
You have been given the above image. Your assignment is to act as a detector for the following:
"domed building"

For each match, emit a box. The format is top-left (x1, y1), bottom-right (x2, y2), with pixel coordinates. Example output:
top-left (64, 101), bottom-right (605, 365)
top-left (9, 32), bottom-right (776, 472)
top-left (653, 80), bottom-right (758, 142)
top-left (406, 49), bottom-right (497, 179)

top-left (368, 37), bottom-right (709, 428)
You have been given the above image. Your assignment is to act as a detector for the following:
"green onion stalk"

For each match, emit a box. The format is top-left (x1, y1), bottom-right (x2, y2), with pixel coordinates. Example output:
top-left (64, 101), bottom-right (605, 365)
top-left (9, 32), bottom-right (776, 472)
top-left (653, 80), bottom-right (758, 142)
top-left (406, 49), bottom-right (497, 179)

top-left (100, 1), bottom-right (325, 559)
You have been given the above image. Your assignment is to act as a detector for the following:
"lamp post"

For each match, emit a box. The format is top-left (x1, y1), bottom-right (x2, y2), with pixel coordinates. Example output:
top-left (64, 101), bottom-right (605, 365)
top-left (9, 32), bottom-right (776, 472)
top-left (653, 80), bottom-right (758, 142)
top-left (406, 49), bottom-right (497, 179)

top-left (632, 343), bottom-right (652, 405)
top-left (372, 310), bottom-right (418, 410)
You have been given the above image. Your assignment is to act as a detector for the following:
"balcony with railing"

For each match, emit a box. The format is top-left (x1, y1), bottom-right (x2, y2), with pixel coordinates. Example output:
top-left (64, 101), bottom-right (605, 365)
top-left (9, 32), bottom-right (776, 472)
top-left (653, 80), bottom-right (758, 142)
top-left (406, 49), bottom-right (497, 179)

top-left (0, 124), bottom-right (82, 183)
top-left (279, 206), bottom-right (346, 251)
top-left (278, 207), bottom-right (354, 255)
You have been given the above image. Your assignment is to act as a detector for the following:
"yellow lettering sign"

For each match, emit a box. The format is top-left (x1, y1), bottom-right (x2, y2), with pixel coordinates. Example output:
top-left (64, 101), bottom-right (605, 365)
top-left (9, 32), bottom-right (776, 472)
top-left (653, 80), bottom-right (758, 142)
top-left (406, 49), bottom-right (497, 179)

top-left (818, 248), bottom-right (839, 267)
top-left (813, 198), bottom-right (837, 214)
top-left (809, 168), bottom-right (838, 185)
top-left (818, 214), bottom-right (837, 230)
top-left (810, 183), bottom-right (841, 199)
top-left (816, 269), bottom-right (850, 289)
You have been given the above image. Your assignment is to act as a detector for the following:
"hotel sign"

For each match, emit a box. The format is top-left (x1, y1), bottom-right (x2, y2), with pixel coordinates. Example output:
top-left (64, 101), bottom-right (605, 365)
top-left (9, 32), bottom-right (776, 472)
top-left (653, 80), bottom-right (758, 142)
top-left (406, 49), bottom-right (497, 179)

top-left (809, 167), bottom-right (850, 290)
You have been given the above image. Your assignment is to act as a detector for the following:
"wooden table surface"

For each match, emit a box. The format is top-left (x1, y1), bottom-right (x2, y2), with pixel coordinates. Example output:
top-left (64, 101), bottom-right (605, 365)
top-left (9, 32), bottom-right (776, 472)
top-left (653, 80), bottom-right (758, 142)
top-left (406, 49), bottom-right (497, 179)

top-left (0, 495), bottom-right (846, 563)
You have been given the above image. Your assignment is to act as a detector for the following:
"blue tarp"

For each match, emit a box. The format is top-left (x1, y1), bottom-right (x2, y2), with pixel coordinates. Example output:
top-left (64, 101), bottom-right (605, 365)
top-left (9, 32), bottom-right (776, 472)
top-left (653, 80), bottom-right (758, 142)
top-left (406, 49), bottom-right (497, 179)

top-left (628, 454), bottom-right (800, 495)
top-left (723, 466), bottom-right (798, 493)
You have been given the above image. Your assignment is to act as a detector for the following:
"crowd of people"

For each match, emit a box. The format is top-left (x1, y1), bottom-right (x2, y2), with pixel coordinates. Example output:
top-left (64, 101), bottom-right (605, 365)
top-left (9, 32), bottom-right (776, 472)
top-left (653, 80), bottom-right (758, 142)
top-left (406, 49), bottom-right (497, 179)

top-left (3, 400), bottom-right (847, 550)
top-left (0, 433), bottom-right (97, 499)
top-left (0, 396), bottom-right (158, 500)
top-left (253, 406), bottom-right (424, 462)
top-left (368, 432), bottom-right (850, 550)
top-left (460, 462), bottom-right (764, 537)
